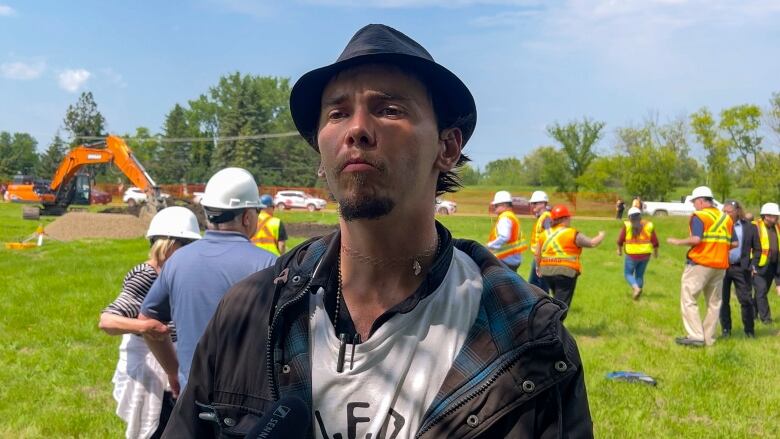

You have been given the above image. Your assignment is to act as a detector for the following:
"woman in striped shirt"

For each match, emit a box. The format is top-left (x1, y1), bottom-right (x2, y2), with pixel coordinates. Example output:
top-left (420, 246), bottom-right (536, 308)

top-left (99, 207), bottom-right (201, 439)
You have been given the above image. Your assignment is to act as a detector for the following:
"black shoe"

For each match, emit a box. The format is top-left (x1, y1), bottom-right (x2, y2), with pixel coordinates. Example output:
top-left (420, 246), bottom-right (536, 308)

top-left (746, 332), bottom-right (756, 338)
top-left (722, 329), bottom-right (731, 337)
top-left (675, 336), bottom-right (705, 347)
top-left (761, 318), bottom-right (773, 325)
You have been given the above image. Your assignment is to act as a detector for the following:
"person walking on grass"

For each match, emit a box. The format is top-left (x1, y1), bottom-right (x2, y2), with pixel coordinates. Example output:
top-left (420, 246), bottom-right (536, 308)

top-left (536, 204), bottom-right (605, 308)
top-left (251, 194), bottom-right (288, 256)
top-left (139, 168), bottom-right (277, 396)
top-left (615, 198), bottom-right (625, 220)
top-left (616, 207), bottom-right (659, 300)
top-left (720, 200), bottom-right (758, 338)
top-left (528, 190), bottom-right (552, 292)
top-left (486, 190), bottom-right (527, 272)
top-left (99, 206), bottom-right (201, 439)
top-left (163, 24), bottom-right (592, 438)
top-left (667, 186), bottom-right (735, 347)
top-left (751, 202), bottom-right (780, 325)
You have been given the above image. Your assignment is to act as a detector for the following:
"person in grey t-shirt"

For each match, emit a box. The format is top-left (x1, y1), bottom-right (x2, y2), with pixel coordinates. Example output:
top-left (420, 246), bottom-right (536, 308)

top-left (140, 168), bottom-right (276, 395)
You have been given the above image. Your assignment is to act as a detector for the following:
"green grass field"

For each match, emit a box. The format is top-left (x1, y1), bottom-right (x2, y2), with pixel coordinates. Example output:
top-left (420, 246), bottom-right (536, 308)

top-left (1, 202), bottom-right (779, 437)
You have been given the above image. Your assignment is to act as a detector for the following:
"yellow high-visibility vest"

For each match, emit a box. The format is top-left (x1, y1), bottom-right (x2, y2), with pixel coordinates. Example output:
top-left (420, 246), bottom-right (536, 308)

top-left (488, 210), bottom-right (528, 258)
top-left (687, 208), bottom-right (732, 269)
top-left (252, 211), bottom-right (281, 256)
top-left (539, 225), bottom-right (582, 273)
top-left (530, 210), bottom-right (552, 255)
top-left (754, 219), bottom-right (780, 267)
top-left (624, 220), bottom-right (654, 255)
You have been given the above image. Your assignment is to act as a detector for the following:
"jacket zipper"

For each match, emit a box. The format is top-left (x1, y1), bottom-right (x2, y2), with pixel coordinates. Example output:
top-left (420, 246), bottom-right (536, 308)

top-left (265, 282), bottom-right (312, 401)
top-left (415, 339), bottom-right (558, 438)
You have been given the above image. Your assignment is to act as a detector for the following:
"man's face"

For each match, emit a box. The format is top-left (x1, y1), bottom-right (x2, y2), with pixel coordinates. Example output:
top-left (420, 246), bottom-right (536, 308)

top-left (723, 204), bottom-right (737, 221)
top-left (765, 215), bottom-right (778, 226)
top-left (692, 198), bottom-right (705, 210)
top-left (316, 64), bottom-right (456, 221)
top-left (531, 202), bottom-right (546, 216)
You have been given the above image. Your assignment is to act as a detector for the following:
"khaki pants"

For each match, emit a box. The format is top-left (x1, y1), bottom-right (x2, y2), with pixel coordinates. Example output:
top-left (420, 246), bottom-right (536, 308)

top-left (680, 264), bottom-right (725, 345)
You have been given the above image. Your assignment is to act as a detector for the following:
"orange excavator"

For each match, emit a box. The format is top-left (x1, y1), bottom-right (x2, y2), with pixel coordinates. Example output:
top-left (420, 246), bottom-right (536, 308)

top-left (6, 135), bottom-right (164, 219)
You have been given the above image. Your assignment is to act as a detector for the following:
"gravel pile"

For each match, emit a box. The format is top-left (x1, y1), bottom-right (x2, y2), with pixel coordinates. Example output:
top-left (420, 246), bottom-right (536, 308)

top-left (46, 212), bottom-right (150, 241)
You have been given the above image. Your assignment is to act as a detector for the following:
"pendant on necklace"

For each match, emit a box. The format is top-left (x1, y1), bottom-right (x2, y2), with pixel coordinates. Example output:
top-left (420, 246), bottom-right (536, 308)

top-left (412, 259), bottom-right (422, 276)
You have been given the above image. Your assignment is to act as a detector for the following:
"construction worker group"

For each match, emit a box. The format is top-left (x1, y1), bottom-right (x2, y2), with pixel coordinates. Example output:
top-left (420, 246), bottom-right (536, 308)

top-left (488, 185), bottom-right (777, 347)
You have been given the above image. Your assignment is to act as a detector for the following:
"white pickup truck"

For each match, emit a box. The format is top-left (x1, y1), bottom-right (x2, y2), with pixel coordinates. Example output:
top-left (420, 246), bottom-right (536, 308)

top-left (642, 196), bottom-right (724, 216)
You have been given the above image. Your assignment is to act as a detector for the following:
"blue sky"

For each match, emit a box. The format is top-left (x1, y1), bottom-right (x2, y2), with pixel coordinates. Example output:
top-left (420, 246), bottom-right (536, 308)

top-left (1, 0), bottom-right (779, 168)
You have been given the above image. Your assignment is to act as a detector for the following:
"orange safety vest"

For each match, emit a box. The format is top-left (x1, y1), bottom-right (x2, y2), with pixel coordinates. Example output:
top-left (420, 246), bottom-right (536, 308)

top-left (251, 211), bottom-right (281, 256)
top-left (687, 207), bottom-right (732, 269)
top-left (753, 219), bottom-right (780, 267)
top-left (488, 210), bottom-right (528, 258)
top-left (539, 225), bottom-right (582, 273)
top-left (624, 220), bottom-right (654, 255)
top-left (530, 210), bottom-right (552, 255)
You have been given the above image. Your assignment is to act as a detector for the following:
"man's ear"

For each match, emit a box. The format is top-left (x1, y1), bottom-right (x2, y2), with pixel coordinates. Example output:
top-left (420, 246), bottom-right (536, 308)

top-left (435, 127), bottom-right (463, 172)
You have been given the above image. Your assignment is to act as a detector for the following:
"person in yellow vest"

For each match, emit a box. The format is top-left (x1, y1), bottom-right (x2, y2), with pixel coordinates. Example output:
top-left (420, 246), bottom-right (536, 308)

top-left (617, 207), bottom-right (659, 300)
top-left (535, 204), bottom-right (605, 308)
top-left (528, 190), bottom-right (552, 292)
top-left (251, 194), bottom-right (288, 256)
top-left (667, 186), bottom-right (736, 347)
top-left (486, 190), bottom-right (527, 271)
top-left (750, 202), bottom-right (780, 325)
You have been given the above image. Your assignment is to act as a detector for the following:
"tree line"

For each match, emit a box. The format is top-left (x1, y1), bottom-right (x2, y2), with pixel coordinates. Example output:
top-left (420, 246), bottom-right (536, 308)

top-left (461, 92), bottom-right (780, 205)
top-left (0, 73), bottom-right (320, 187)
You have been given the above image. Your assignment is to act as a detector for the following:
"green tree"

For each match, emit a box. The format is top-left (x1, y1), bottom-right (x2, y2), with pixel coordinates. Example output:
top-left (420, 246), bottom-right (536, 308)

top-left (456, 163), bottom-right (481, 186)
top-left (766, 92), bottom-right (780, 146)
top-left (690, 108), bottom-right (732, 200)
top-left (720, 104), bottom-right (762, 171)
top-left (546, 118), bottom-right (606, 191)
top-left (614, 125), bottom-right (677, 200)
top-left (576, 156), bottom-right (620, 194)
top-left (0, 131), bottom-right (39, 178)
top-left (481, 157), bottom-right (524, 186)
top-left (158, 104), bottom-right (194, 183)
top-left (36, 132), bottom-right (68, 177)
top-left (63, 91), bottom-right (106, 146)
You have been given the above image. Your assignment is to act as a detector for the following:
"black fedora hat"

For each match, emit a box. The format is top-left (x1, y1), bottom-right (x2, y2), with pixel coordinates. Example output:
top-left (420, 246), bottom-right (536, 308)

top-left (290, 24), bottom-right (477, 151)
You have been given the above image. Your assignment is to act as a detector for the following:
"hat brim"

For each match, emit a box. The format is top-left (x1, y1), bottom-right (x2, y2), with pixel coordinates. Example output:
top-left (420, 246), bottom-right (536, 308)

top-left (290, 53), bottom-right (476, 151)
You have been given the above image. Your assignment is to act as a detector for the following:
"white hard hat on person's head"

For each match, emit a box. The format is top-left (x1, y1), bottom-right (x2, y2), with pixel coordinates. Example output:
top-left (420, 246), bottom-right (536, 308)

top-left (146, 206), bottom-right (201, 240)
top-left (200, 168), bottom-right (264, 210)
top-left (529, 191), bottom-right (549, 204)
top-left (491, 190), bottom-right (512, 205)
top-left (690, 186), bottom-right (714, 200)
top-left (627, 207), bottom-right (642, 217)
top-left (760, 202), bottom-right (780, 216)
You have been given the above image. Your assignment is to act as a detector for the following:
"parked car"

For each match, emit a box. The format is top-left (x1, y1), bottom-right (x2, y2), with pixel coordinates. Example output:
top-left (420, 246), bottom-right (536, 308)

top-left (435, 198), bottom-right (457, 215)
top-left (90, 188), bottom-right (112, 205)
top-left (642, 196), bottom-right (724, 216)
top-left (488, 196), bottom-right (532, 215)
top-left (273, 190), bottom-right (327, 211)
top-left (122, 187), bottom-right (170, 207)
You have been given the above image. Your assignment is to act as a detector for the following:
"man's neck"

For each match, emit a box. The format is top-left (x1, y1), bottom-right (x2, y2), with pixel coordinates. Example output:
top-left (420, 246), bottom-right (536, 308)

top-left (338, 211), bottom-right (439, 338)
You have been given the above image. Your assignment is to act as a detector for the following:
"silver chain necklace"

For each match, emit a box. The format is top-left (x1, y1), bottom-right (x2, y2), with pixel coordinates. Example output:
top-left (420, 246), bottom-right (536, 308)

top-left (334, 235), bottom-right (441, 329)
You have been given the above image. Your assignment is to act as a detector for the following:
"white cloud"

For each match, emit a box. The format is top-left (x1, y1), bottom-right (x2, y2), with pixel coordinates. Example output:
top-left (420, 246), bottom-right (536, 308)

top-left (472, 9), bottom-right (540, 27)
top-left (1, 60), bottom-right (46, 79)
top-left (305, 0), bottom-right (540, 8)
top-left (58, 69), bottom-right (91, 93)
top-left (99, 68), bottom-right (127, 88)
top-left (0, 4), bottom-right (15, 16)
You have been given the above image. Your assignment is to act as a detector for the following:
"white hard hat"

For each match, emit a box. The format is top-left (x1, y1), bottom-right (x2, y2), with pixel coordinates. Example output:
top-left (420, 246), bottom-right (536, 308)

top-left (627, 207), bottom-right (641, 216)
top-left (760, 202), bottom-right (780, 216)
top-left (529, 191), bottom-right (549, 203)
top-left (199, 168), bottom-right (264, 210)
top-left (690, 186), bottom-right (714, 200)
top-left (146, 206), bottom-right (201, 240)
top-left (491, 190), bottom-right (513, 205)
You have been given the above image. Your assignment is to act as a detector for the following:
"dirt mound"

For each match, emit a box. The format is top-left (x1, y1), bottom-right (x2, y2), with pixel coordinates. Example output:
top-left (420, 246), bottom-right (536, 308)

top-left (286, 222), bottom-right (338, 238)
top-left (46, 212), bottom-right (150, 241)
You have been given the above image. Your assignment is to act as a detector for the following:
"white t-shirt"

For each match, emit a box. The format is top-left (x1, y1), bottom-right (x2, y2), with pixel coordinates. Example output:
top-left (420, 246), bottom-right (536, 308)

top-left (310, 248), bottom-right (483, 439)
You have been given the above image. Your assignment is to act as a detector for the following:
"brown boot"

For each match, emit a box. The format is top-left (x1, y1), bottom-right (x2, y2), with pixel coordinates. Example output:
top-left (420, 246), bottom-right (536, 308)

top-left (632, 285), bottom-right (642, 300)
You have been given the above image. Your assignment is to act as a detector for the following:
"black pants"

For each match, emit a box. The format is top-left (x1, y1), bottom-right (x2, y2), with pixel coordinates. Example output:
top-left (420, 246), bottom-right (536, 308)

top-left (720, 265), bottom-right (755, 334)
top-left (542, 275), bottom-right (578, 308)
top-left (752, 262), bottom-right (778, 323)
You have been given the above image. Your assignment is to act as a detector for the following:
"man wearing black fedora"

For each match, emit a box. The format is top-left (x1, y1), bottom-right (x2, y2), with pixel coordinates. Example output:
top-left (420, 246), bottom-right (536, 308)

top-left (164, 24), bottom-right (592, 438)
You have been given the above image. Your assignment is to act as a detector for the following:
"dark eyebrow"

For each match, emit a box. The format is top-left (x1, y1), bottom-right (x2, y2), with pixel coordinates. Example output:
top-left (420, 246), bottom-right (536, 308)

top-left (322, 91), bottom-right (412, 107)
top-left (322, 94), bottom-right (348, 107)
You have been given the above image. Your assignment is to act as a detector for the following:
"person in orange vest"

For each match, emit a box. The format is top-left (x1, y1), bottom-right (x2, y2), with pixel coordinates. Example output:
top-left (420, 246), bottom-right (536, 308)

top-left (251, 194), bottom-right (288, 256)
top-left (486, 190), bottom-right (527, 272)
top-left (535, 204), bottom-right (605, 308)
top-left (750, 202), bottom-right (780, 325)
top-left (616, 207), bottom-right (659, 300)
top-left (667, 186), bottom-right (736, 347)
top-left (528, 190), bottom-right (552, 292)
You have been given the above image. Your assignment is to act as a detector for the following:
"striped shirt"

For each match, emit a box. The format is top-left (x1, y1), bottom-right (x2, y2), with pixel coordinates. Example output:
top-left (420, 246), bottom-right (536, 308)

top-left (103, 263), bottom-right (177, 341)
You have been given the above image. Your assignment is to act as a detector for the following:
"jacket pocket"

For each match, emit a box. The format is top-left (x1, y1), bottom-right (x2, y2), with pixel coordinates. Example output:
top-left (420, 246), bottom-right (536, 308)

top-left (196, 400), bottom-right (264, 438)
